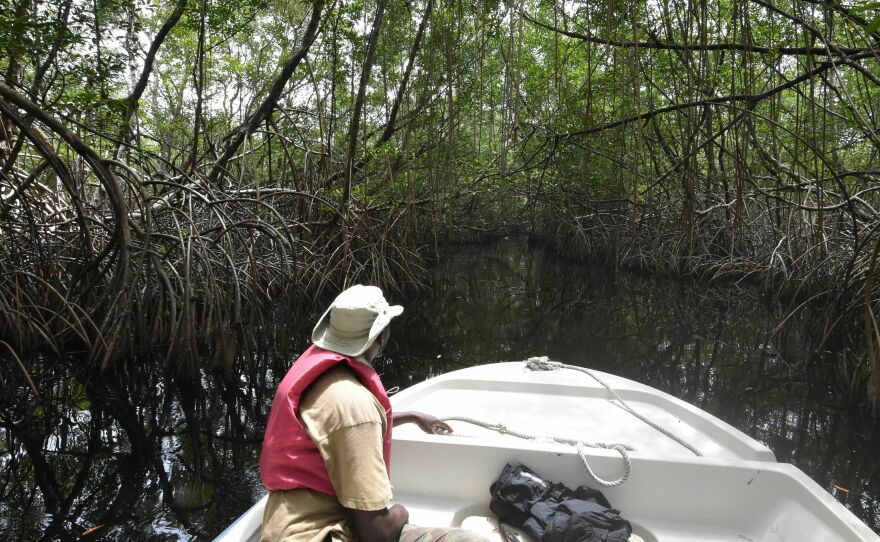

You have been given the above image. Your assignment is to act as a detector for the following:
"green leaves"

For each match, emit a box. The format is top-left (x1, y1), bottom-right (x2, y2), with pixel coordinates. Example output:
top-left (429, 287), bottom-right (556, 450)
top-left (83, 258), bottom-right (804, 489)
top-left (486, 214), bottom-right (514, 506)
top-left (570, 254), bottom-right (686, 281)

top-left (851, 2), bottom-right (880, 34)
top-left (73, 383), bottom-right (92, 411)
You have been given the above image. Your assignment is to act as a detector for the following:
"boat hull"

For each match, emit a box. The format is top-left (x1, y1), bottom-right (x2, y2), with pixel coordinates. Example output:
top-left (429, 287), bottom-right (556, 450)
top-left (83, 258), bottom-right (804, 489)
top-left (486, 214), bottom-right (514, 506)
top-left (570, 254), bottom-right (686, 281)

top-left (213, 361), bottom-right (878, 541)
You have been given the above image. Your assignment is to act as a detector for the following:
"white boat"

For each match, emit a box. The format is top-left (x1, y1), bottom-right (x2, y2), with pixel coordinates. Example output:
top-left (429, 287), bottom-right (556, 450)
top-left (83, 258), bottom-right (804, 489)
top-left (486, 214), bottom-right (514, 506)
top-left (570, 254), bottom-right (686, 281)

top-left (215, 360), bottom-right (879, 542)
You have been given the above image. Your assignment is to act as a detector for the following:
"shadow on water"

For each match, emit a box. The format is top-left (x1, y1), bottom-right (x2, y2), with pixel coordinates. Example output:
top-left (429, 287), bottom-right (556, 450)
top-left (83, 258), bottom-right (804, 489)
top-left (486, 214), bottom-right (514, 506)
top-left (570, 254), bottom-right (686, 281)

top-left (1, 237), bottom-right (878, 539)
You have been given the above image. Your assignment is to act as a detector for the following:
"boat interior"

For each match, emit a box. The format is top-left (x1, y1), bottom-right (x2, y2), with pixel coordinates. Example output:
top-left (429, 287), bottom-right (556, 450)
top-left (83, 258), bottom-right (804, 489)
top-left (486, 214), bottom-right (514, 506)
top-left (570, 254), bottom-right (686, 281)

top-left (391, 434), bottom-right (875, 542)
top-left (214, 363), bottom-right (878, 541)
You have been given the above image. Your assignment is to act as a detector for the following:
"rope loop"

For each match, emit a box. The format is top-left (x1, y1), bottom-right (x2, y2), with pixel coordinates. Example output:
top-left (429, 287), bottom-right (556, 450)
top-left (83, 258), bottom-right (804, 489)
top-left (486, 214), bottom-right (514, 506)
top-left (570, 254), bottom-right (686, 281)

top-left (576, 442), bottom-right (631, 487)
top-left (434, 415), bottom-right (633, 486)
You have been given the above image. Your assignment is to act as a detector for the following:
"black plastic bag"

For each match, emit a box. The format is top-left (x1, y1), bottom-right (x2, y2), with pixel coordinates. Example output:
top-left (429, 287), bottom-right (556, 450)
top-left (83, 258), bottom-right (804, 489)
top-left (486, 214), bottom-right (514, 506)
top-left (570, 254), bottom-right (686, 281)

top-left (490, 463), bottom-right (632, 542)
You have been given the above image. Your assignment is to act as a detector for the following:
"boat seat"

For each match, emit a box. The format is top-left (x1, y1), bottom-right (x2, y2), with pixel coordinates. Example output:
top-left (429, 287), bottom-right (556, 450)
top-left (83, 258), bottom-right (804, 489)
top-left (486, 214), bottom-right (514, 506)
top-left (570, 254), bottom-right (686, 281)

top-left (459, 516), bottom-right (526, 541)
top-left (459, 515), bottom-right (646, 542)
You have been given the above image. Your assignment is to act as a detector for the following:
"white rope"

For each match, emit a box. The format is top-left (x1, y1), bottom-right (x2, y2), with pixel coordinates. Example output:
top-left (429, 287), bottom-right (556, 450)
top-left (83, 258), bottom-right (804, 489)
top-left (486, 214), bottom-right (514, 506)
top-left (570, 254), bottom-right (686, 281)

top-left (433, 415), bottom-right (633, 487)
top-left (525, 356), bottom-right (703, 457)
top-left (430, 357), bottom-right (702, 487)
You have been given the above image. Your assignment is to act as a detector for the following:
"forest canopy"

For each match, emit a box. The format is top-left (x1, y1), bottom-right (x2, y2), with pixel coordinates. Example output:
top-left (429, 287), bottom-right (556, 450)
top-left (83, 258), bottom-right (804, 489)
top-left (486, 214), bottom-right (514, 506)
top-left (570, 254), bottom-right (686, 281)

top-left (3, 0), bottom-right (880, 407)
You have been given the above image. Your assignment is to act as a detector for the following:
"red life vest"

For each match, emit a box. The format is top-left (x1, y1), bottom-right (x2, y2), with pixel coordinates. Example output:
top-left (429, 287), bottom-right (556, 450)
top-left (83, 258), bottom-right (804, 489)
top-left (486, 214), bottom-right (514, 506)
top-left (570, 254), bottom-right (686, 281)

top-left (259, 344), bottom-right (393, 493)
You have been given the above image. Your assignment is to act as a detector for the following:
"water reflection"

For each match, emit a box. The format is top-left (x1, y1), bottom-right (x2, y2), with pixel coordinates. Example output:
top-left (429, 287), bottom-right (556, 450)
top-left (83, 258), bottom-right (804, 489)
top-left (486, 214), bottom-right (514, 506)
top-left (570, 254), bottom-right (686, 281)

top-left (1, 237), bottom-right (878, 539)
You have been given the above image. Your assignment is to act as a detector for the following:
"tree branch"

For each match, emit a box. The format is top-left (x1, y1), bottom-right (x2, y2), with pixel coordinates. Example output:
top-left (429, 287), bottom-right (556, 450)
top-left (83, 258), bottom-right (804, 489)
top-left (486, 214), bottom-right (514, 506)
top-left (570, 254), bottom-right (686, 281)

top-left (208, 0), bottom-right (324, 185)
top-left (556, 51), bottom-right (875, 139)
top-left (522, 11), bottom-right (869, 57)
top-left (119, 0), bottom-right (188, 144)
top-left (341, 0), bottom-right (387, 210)
top-left (0, 82), bottom-right (131, 298)
top-left (379, 0), bottom-right (432, 145)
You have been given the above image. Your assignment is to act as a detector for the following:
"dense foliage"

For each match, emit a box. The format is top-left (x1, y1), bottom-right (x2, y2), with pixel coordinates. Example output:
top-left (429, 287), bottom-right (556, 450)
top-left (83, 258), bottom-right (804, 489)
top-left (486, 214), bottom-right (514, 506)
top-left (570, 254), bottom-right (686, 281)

top-left (2, 0), bottom-right (880, 538)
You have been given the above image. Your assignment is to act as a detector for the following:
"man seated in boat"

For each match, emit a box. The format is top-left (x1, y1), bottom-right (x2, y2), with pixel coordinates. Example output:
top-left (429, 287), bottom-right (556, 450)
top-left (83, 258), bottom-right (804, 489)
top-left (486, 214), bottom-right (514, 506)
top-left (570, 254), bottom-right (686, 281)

top-left (260, 284), bottom-right (488, 542)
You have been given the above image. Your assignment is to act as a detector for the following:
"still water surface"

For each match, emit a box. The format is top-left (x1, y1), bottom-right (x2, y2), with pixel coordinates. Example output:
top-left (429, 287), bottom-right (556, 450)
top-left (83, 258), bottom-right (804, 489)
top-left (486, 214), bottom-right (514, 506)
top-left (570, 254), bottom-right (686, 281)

top-left (3, 237), bottom-right (879, 540)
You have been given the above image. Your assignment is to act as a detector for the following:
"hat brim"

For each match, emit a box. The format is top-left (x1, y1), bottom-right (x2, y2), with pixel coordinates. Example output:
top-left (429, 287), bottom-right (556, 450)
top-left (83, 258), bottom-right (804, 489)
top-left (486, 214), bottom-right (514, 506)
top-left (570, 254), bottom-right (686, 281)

top-left (311, 304), bottom-right (403, 357)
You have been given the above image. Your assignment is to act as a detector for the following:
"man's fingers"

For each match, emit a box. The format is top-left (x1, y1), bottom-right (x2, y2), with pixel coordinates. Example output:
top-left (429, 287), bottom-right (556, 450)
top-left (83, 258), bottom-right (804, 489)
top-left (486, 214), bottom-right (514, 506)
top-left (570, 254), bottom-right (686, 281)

top-left (433, 421), bottom-right (453, 433)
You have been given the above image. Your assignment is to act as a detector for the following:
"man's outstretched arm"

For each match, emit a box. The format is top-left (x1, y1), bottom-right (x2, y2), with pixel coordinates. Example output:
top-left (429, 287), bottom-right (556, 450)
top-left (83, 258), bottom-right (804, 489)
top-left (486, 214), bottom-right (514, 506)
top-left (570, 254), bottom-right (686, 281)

top-left (393, 411), bottom-right (453, 434)
top-left (350, 504), bottom-right (409, 542)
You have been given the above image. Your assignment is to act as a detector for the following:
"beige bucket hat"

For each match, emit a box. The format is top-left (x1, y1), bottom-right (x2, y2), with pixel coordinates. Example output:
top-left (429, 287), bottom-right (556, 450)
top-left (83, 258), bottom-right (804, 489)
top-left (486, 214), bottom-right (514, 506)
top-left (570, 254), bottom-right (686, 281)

top-left (311, 285), bottom-right (404, 357)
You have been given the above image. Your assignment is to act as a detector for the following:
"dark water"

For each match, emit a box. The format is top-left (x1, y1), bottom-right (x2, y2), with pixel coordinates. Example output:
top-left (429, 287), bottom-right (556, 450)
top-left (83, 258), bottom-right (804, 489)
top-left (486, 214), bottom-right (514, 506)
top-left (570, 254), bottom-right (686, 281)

top-left (2, 237), bottom-right (879, 540)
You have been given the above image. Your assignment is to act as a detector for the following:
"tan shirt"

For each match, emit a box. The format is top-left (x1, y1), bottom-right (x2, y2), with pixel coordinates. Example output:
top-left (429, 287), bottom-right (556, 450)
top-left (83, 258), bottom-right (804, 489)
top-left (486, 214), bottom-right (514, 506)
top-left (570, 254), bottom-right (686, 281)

top-left (261, 365), bottom-right (392, 542)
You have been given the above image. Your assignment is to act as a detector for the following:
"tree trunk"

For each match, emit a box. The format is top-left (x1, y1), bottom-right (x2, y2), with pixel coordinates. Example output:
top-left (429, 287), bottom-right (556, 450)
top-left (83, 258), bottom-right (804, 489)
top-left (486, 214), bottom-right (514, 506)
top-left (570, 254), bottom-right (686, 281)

top-left (341, 0), bottom-right (387, 212)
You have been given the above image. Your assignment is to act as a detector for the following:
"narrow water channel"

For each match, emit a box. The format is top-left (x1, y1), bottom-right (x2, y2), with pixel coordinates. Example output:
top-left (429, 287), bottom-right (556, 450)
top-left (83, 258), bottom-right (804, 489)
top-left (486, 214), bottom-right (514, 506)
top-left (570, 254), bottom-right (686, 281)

top-left (2, 237), bottom-right (878, 540)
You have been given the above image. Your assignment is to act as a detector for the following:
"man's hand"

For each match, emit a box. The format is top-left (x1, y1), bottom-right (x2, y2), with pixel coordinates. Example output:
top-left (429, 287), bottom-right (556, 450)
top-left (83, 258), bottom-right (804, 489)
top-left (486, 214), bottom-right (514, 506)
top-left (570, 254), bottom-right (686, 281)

top-left (393, 411), bottom-right (453, 434)
top-left (350, 503), bottom-right (409, 542)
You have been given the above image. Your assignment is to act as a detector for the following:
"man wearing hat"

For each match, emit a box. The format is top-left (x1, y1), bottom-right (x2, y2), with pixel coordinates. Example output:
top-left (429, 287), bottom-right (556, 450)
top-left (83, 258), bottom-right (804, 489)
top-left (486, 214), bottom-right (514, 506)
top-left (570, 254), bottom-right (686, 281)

top-left (260, 285), bottom-right (486, 542)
